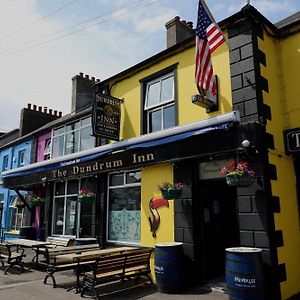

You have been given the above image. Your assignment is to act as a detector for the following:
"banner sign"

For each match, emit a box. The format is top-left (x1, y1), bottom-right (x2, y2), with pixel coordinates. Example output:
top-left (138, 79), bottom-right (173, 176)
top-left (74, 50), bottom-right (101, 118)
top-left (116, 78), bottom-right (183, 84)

top-left (92, 94), bottom-right (121, 141)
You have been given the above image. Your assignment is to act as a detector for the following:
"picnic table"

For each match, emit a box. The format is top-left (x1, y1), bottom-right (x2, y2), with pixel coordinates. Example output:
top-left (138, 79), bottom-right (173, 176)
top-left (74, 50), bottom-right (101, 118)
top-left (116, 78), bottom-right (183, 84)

top-left (7, 239), bottom-right (51, 264)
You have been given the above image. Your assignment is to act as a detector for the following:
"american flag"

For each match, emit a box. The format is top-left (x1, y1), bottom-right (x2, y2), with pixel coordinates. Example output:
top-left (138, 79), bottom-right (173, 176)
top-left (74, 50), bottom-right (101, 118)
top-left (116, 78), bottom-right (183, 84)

top-left (195, 1), bottom-right (225, 96)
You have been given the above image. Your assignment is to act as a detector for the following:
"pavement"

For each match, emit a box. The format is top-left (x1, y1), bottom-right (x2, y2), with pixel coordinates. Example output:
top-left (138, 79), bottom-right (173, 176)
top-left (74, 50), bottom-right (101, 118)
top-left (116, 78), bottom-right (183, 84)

top-left (0, 249), bottom-right (230, 300)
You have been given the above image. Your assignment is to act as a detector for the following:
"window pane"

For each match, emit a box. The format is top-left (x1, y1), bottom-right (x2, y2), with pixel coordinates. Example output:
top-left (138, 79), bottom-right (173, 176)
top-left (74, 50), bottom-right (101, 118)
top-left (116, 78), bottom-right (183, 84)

top-left (65, 197), bottom-right (78, 236)
top-left (67, 180), bottom-right (79, 195)
top-left (108, 186), bottom-right (141, 243)
top-left (160, 76), bottom-right (174, 102)
top-left (55, 182), bottom-right (65, 196)
top-left (163, 105), bottom-right (175, 129)
top-left (146, 81), bottom-right (160, 108)
top-left (81, 117), bottom-right (91, 127)
top-left (80, 126), bottom-right (95, 151)
top-left (66, 121), bottom-right (80, 132)
top-left (65, 131), bottom-right (79, 155)
top-left (109, 173), bottom-right (124, 186)
top-left (149, 110), bottom-right (162, 133)
top-left (53, 126), bottom-right (64, 136)
top-left (53, 198), bottom-right (65, 235)
top-left (52, 136), bottom-right (64, 157)
top-left (126, 171), bottom-right (141, 184)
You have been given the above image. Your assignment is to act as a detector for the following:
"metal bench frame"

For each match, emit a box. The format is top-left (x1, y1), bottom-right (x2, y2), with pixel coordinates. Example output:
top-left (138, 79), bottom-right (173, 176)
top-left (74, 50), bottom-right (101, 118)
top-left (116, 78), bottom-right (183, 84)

top-left (0, 243), bottom-right (26, 274)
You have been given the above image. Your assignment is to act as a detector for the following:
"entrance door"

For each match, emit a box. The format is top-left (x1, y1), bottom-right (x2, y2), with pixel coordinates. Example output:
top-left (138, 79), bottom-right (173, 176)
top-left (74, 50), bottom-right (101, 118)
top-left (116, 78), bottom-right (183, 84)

top-left (200, 179), bottom-right (239, 280)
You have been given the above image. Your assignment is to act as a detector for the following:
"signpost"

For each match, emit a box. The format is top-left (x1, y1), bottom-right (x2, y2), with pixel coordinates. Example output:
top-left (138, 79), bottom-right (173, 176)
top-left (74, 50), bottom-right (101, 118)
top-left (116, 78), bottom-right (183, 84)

top-left (92, 94), bottom-right (122, 141)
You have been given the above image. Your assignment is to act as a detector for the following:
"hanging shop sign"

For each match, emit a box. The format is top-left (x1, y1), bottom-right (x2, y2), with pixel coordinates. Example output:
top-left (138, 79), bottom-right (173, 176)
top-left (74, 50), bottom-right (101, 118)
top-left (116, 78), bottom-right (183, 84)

top-left (283, 127), bottom-right (300, 155)
top-left (92, 94), bottom-right (122, 141)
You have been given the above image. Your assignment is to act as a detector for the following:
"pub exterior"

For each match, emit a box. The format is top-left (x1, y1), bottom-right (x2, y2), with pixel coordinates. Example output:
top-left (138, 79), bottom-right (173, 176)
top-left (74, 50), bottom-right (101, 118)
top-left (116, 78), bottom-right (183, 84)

top-left (2, 5), bottom-right (300, 299)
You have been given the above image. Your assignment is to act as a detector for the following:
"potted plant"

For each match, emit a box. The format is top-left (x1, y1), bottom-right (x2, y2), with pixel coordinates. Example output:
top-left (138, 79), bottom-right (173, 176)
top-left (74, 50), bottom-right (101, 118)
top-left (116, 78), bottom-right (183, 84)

top-left (78, 189), bottom-right (96, 203)
top-left (220, 161), bottom-right (255, 187)
top-left (158, 182), bottom-right (183, 200)
top-left (27, 195), bottom-right (44, 207)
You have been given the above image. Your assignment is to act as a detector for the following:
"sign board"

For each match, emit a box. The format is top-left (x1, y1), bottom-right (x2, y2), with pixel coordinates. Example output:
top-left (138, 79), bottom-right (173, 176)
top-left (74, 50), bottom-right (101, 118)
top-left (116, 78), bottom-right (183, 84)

top-left (283, 127), bottom-right (300, 155)
top-left (92, 94), bottom-right (121, 141)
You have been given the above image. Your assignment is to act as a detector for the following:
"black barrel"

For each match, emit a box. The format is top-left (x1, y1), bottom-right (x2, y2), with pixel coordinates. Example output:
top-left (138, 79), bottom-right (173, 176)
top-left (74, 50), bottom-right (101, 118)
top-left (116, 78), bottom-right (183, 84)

top-left (36, 228), bottom-right (46, 241)
top-left (75, 237), bottom-right (97, 245)
top-left (19, 226), bottom-right (35, 240)
top-left (154, 242), bottom-right (185, 293)
top-left (225, 247), bottom-right (265, 300)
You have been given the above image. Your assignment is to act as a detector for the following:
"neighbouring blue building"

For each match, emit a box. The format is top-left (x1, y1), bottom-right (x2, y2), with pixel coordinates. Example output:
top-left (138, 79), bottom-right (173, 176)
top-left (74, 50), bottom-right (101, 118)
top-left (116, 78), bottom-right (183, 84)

top-left (0, 138), bottom-right (32, 237)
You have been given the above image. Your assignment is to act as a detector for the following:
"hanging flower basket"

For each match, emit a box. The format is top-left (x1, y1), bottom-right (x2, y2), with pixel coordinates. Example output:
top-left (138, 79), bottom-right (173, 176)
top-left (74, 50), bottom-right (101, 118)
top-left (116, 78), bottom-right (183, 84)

top-left (158, 182), bottom-right (183, 200)
top-left (161, 188), bottom-right (182, 200)
top-left (27, 195), bottom-right (44, 207)
top-left (225, 174), bottom-right (255, 187)
top-left (78, 195), bottom-right (96, 203)
top-left (30, 198), bottom-right (45, 207)
top-left (78, 189), bottom-right (96, 203)
top-left (221, 161), bottom-right (256, 187)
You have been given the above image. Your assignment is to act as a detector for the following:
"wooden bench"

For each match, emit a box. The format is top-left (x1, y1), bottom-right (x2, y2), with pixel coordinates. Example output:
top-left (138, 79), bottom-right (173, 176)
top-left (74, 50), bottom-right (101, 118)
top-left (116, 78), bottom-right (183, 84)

top-left (40, 243), bottom-right (101, 287)
top-left (81, 247), bottom-right (153, 300)
top-left (0, 243), bottom-right (26, 274)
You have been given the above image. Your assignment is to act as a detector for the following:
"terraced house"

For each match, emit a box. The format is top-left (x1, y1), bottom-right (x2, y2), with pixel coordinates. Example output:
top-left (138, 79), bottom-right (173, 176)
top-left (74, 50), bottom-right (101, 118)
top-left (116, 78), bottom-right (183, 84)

top-left (1, 4), bottom-right (300, 299)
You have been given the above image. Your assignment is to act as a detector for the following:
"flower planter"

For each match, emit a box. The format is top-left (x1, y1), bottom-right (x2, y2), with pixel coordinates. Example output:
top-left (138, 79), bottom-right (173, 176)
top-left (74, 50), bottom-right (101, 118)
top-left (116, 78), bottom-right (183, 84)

top-left (16, 203), bottom-right (26, 209)
top-left (161, 189), bottom-right (182, 200)
top-left (30, 200), bottom-right (44, 207)
top-left (226, 174), bottom-right (255, 187)
top-left (78, 195), bottom-right (96, 203)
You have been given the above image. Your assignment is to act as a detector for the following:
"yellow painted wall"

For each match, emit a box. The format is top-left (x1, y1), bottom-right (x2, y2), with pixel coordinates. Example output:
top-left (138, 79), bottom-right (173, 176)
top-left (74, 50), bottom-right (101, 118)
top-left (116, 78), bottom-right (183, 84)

top-left (140, 162), bottom-right (174, 280)
top-left (259, 28), bottom-right (300, 299)
top-left (106, 31), bottom-right (232, 282)
top-left (110, 37), bottom-right (232, 141)
top-left (281, 26), bottom-right (300, 129)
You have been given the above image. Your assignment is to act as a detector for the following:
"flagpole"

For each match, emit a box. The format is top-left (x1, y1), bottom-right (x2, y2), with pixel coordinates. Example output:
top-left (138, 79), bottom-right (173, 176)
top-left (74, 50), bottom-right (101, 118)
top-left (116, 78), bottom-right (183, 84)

top-left (201, 0), bottom-right (253, 86)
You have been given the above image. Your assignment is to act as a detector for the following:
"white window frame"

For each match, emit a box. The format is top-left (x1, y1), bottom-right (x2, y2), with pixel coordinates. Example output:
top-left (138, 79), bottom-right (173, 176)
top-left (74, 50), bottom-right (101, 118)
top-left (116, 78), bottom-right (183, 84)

top-left (144, 73), bottom-right (175, 133)
top-left (51, 116), bottom-right (95, 158)
top-left (18, 149), bottom-right (26, 167)
top-left (106, 169), bottom-right (141, 246)
top-left (43, 139), bottom-right (51, 159)
top-left (2, 155), bottom-right (9, 171)
top-left (52, 180), bottom-right (79, 238)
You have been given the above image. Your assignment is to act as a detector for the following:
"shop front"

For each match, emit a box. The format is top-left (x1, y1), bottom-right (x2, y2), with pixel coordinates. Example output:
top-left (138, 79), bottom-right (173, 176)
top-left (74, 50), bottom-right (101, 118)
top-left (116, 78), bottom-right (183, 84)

top-left (2, 111), bottom-right (266, 284)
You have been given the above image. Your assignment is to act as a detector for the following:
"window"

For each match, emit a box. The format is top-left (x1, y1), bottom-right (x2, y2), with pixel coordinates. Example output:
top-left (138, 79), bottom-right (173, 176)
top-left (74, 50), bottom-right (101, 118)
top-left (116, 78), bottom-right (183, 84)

top-left (52, 180), bottom-right (79, 236)
top-left (51, 116), bottom-right (95, 158)
top-left (52, 178), bottom-right (96, 237)
top-left (107, 170), bottom-right (141, 244)
top-left (8, 196), bottom-right (25, 230)
top-left (2, 155), bottom-right (9, 171)
top-left (18, 150), bottom-right (25, 167)
top-left (44, 139), bottom-right (51, 160)
top-left (144, 73), bottom-right (175, 133)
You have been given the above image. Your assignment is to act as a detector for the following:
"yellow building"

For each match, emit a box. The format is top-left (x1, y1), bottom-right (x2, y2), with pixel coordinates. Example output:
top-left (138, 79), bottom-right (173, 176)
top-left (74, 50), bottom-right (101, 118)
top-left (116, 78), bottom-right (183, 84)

top-left (2, 4), bottom-right (300, 300)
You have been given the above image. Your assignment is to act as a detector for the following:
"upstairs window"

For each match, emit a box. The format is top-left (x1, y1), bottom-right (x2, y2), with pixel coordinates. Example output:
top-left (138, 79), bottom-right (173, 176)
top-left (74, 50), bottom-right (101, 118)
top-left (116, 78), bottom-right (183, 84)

top-left (143, 70), bottom-right (176, 134)
top-left (51, 116), bottom-right (95, 158)
top-left (2, 155), bottom-right (9, 172)
top-left (44, 139), bottom-right (51, 160)
top-left (18, 150), bottom-right (26, 167)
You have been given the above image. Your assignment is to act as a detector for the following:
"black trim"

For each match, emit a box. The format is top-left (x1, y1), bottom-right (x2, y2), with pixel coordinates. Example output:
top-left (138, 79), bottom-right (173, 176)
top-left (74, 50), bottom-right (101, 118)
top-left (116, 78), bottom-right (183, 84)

top-left (271, 196), bottom-right (281, 213)
top-left (265, 132), bottom-right (275, 149)
top-left (268, 164), bottom-right (277, 180)
top-left (273, 230), bottom-right (284, 247)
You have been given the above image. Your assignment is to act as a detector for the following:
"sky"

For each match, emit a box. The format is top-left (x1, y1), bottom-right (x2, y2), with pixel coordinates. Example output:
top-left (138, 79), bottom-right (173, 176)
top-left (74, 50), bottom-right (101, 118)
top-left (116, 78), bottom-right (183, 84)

top-left (0, 0), bottom-right (299, 132)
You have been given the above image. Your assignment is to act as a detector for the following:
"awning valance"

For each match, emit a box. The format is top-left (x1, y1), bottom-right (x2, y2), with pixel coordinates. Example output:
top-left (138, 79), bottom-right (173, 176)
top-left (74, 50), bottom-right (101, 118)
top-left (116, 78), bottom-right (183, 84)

top-left (2, 111), bottom-right (240, 182)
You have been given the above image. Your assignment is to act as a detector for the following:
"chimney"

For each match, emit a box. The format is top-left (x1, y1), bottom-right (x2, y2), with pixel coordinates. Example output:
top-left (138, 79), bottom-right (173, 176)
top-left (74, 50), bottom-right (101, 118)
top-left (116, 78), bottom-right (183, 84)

top-left (165, 16), bottom-right (194, 48)
top-left (19, 103), bottom-right (62, 137)
top-left (71, 73), bottom-right (98, 113)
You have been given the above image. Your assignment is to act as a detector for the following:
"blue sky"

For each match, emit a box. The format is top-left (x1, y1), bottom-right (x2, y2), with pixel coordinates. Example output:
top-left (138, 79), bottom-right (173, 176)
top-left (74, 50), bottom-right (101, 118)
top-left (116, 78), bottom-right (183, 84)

top-left (0, 0), bottom-right (299, 131)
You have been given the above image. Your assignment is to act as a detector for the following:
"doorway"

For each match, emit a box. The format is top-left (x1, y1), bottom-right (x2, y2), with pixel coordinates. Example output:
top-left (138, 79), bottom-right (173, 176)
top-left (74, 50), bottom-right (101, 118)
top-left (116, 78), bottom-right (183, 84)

top-left (199, 179), bottom-right (239, 281)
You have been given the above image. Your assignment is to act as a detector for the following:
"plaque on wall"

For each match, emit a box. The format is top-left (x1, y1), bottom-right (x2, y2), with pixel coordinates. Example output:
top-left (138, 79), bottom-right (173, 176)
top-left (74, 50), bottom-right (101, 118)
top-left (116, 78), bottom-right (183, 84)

top-left (92, 94), bottom-right (121, 141)
top-left (283, 127), bottom-right (300, 155)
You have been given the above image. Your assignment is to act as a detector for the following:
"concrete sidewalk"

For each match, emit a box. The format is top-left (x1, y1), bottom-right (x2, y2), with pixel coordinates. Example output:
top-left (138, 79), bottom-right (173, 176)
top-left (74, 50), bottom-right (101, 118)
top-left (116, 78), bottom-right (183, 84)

top-left (0, 249), bottom-right (229, 300)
